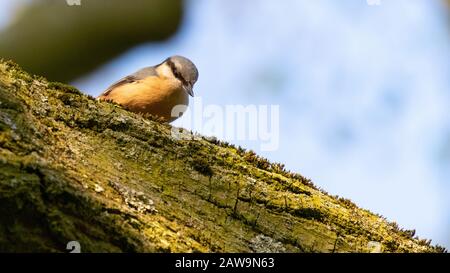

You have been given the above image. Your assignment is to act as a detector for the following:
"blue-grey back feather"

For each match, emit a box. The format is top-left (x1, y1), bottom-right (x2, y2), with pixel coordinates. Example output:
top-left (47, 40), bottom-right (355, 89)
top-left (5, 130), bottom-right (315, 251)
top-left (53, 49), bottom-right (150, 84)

top-left (100, 66), bottom-right (157, 96)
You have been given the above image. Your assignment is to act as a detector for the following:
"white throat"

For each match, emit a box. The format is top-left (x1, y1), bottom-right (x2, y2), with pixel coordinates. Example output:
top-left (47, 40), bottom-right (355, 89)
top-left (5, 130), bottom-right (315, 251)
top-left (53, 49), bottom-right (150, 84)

top-left (156, 62), bottom-right (177, 80)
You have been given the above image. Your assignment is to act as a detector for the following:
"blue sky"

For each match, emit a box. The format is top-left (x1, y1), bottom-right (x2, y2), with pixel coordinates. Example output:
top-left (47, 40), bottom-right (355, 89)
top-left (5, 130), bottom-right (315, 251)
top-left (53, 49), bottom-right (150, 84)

top-left (2, 0), bottom-right (450, 248)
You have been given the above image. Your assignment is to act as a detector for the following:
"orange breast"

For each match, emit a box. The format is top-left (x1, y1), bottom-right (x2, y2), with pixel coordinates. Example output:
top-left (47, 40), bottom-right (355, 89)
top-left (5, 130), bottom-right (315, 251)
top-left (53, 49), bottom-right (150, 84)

top-left (100, 76), bottom-right (189, 122)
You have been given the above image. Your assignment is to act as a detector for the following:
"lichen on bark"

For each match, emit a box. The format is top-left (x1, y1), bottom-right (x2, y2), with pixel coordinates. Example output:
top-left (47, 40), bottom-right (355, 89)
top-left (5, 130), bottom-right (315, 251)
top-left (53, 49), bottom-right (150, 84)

top-left (0, 60), bottom-right (446, 253)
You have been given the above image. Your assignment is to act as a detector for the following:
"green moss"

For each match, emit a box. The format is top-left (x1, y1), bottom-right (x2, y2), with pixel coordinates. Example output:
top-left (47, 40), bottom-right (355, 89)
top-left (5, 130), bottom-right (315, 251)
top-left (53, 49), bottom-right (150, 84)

top-left (0, 60), bottom-right (446, 253)
top-left (191, 158), bottom-right (214, 177)
top-left (48, 82), bottom-right (83, 95)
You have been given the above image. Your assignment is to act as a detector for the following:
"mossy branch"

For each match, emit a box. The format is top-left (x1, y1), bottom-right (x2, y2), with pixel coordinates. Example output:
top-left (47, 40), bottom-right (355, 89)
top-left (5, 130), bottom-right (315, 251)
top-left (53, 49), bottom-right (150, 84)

top-left (0, 60), bottom-right (446, 253)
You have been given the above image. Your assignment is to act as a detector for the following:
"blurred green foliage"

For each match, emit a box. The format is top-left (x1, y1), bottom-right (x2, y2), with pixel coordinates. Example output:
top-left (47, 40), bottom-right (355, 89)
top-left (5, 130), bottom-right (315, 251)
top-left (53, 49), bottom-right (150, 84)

top-left (0, 0), bottom-right (183, 82)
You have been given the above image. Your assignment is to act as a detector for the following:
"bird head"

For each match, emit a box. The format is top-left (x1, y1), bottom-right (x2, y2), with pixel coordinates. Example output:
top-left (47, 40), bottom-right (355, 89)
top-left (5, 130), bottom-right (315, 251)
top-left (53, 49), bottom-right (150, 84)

top-left (164, 55), bottom-right (199, 97)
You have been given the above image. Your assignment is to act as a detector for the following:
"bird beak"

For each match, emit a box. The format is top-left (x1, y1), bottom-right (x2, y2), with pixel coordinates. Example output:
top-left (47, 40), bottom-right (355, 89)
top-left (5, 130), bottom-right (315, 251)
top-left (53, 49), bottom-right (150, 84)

top-left (184, 84), bottom-right (194, 97)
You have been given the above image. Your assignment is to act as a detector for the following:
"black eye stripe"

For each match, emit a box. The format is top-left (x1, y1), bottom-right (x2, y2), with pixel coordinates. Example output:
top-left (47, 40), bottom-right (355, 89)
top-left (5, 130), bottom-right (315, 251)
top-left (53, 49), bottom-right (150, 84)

top-left (167, 59), bottom-right (188, 86)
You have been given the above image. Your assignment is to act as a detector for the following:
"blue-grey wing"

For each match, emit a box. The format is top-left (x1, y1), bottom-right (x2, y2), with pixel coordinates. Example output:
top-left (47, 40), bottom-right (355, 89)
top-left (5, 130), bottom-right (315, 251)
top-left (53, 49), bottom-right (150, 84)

top-left (99, 66), bottom-right (158, 97)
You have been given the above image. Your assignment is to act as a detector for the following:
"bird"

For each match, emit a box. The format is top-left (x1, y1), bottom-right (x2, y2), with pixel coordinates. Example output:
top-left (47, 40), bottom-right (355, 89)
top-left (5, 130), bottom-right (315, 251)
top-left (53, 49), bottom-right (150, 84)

top-left (97, 55), bottom-right (198, 122)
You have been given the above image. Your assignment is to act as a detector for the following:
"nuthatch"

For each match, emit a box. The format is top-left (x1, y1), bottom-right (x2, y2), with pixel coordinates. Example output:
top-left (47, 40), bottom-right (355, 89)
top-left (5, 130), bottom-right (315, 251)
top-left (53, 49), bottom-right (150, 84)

top-left (98, 55), bottom-right (198, 122)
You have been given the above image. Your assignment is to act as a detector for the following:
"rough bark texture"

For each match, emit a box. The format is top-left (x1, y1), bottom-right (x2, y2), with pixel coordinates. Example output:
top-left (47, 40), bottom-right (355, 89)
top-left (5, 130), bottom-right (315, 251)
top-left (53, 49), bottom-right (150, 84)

top-left (0, 60), bottom-right (446, 253)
